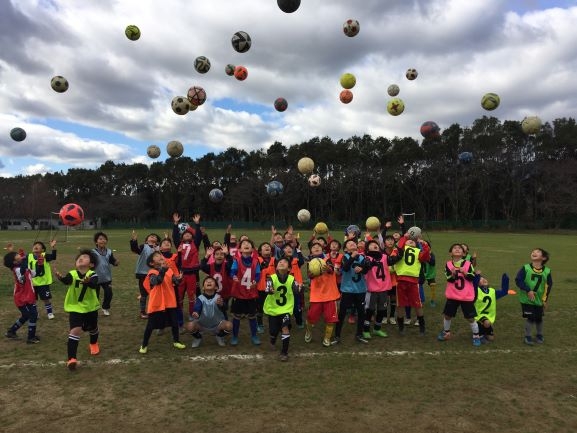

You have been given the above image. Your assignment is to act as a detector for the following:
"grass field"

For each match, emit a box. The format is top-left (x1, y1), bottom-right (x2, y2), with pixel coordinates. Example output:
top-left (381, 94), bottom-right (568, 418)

top-left (0, 227), bottom-right (576, 433)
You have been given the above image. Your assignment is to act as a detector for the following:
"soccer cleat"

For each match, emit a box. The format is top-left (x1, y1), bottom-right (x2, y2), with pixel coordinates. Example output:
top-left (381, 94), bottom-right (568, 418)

top-left (215, 336), bottom-right (226, 347)
top-left (524, 336), bottom-right (534, 346)
top-left (251, 335), bottom-right (261, 346)
top-left (89, 343), bottom-right (100, 355)
top-left (140, 312), bottom-right (149, 319)
top-left (279, 353), bottom-right (289, 362)
top-left (414, 320), bottom-right (420, 327)
top-left (230, 336), bottom-right (239, 346)
top-left (67, 358), bottom-right (78, 371)
top-left (257, 325), bottom-right (265, 334)
top-left (5, 329), bottom-right (17, 339)
top-left (330, 336), bottom-right (341, 345)
top-left (322, 338), bottom-right (331, 347)
top-left (27, 336), bottom-right (41, 344)
top-left (472, 336), bottom-right (481, 347)
top-left (362, 331), bottom-right (372, 340)
top-left (191, 337), bottom-right (202, 348)
top-left (347, 315), bottom-right (356, 324)
top-left (372, 329), bottom-right (388, 338)
top-left (47, 313), bottom-right (55, 320)
top-left (536, 335), bottom-right (544, 344)
top-left (102, 309), bottom-right (110, 316)
top-left (437, 330), bottom-right (451, 341)
top-left (355, 335), bottom-right (369, 344)
top-left (173, 342), bottom-right (186, 350)
top-left (304, 329), bottom-right (312, 343)
top-left (404, 318), bottom-right (412, 325)
top-left (139, 346), bottom-right (148, 354)
top-left (388, 317), bottom-right (397, 325)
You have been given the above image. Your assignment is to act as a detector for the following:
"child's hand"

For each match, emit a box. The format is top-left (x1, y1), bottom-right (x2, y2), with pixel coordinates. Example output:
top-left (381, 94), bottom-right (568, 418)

top-left (49, 239), bottom-right (57, 248)
top-left (353, 265), bottom-right (363, 274)
top-left (226, 224), bottom-right (232, 233)
top-left (385, 221), bottom-right (392, 229)
top-left (216, 297), bottom-right (224, 306)
top-left (205, 247), bottom-right (214, 258)
top-left (173, 213), bottom-right (181, 224)
top-left (191, 312), bottom-right (200, 320)
top-left (192, 213), bottom-right (201, 224)
top-left (287, 225), bottom-right (293, 234)
top-left (131, 230), bottom-right (137, 240)
top-left (177, 245), bottom-right (183, 252)
top-left (271, 225), bottom-right (276, 234)
top-left (528, 290), bottom-right (536, 301)
top-left (5, 242), bottom-right (14, 252)
top-left (55, 271), bottom-right (63, 279)
top-left (397, 215), bottom-right (404, 225)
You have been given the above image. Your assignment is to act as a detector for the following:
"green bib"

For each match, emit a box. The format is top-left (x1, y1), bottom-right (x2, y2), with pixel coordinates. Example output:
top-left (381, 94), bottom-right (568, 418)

top-left (263, 274), bottom-right (295, 316)
top-left (518, 264), bottom-right (551, 306)
top-left (28, 253), bottom-right (53, 286)
top-left (394, 246), bottom-right (421, 278)
top-left (64, 270), bottom-right (100, 313)
top-left (475, 286), bottom-right (497, 323)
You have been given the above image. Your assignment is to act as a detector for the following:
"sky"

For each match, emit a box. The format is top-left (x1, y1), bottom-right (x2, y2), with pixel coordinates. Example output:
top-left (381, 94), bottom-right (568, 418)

top-left (0, 0), bottom-right (576, 177)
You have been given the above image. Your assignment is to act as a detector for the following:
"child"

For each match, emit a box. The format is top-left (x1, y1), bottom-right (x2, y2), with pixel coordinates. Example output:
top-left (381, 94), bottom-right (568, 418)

top-left (130, 230), bottom-right (161, 319)
top-left (475, 273), bottom-right (509, 342)
top-left (188, 277), bottom-right (233, 347)
top-left (305, 242), bottom-right (340, 347)
top-left (256, 242), bottom-right (276, 333)
top-left (437, 243), bottom-right (481, 346)
top-left (229, 239), bottom-right (262, 346)
top-left (92, 232), bottom-right (119, 316)
top-left (4, 250), bottom-right (43, 343)
top-left (383, 235), bottom-right (398, 324)
top-left (200, 246), bottom-right (233, 319)
top-left (56, 249), bottom-right (101, 371)
top-left (138, 251), bottom-right (186, 353)
top-left (265, 257), bottom-right (300, 361)
top-left (515, 248), bottom-right (552, 345)
top-left (281, 242), bottom-right (305, 327)
top-left (28, 239), bottom-right (57, 319)
top-left (422, 245), bottom-right (437, 307)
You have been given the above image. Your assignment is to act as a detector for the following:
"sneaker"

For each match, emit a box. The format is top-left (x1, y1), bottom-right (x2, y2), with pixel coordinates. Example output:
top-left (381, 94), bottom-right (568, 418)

top-left (140, 312), bottom-right (148, 319)
top-left (348, 315), bottom-right (356, 324)
top-left (389, 317), bottom-right (397, 325)
top-left (372, 329), bottom-right (388, 338)
top-left (472, 336), bottom-right (481, 347)
top-left (362, 331), bottom-right (372, 340)
top-left (355, 335), bottom-right (369, 344)
top-left (216, 336), bottom-right (226, 347)
top-left (47, 313), bottom-right (55, 320)
top-left (89, 343), bottom-right (100, 355)
top-left (304, 329), bottom-right (312, 343)
top-left (251, 335), bottom-right (261, 346)
top-left (524, 336), bottom-right (534, 346)
top-left (102, 309), bottom-right (110, 316)
top-left (257, 325), bottom-right (265, 334)
top-left (5, 329), bottom-right (17, 339)
top-left (173, 342), bottom-right (186, 350)
top-left (330, 336), bottom-right (341, 345)
top-left (536, 335), bottom-right (544, 344)
top-left (230, 336), bottom-right (239, 346)
top-left (413, 320), bottom-right (420, 327)
top-left (404, 318), bottom-right (412, 325)
top-left (382, 318), bottom-right (389, 325)
top-left (279, 353), bottom-right (289, 362)
top-left (67, 358), bottom-right (78, 371)
top-left (191, 337), bottom-right (202, 348)
top-left (437, 330), bottom-right (451, 341)
top-left (27, 336), bottom-right (41, 344)
top-left (322, 338), bottom-right (331, 347)
top-left (430, 300), bottom-right (436, 307)
top-left (139, 346), bottom-right (148, 354)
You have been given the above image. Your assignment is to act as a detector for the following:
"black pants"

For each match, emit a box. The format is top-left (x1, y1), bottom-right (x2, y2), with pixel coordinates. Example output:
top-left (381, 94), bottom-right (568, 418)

top-left (335, 292), bottom-right (366, 338)
top-left (96, 282), bottom-right (113, 310)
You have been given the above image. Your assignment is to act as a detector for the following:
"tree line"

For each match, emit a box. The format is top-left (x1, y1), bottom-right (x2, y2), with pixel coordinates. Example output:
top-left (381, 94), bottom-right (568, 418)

top-left (2, 115), bottom-right (577, 229)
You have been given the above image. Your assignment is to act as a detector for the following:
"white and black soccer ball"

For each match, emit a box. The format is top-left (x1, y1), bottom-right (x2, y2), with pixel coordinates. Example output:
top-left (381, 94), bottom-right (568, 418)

top-left (178, 222), bottom-right (190, 234)
top-left (407, 226), bottom-right (422, 240)
top-left (231, 31), bottom-right (251, 53)
top-left (308, 174), bottom-right (321, 187)
top-left (171, 96), bottom-right (190, 115)
top-left (343, 19), bottom-right (360, 37)
top-left (194, 56), bottom-right (211, 74)
top-left (51, 75), bottom-right (69, 93)
top-left (406, 68), bottom-right (418, 80)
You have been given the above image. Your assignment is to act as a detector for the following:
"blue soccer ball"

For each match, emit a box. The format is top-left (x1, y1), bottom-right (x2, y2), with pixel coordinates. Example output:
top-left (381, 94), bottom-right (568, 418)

top-left (458, 151), bottom-right (473, 163)
top-left (209, 188), bottom-right (224, 203)
top-left (266, 181), bottom-right (284, 197)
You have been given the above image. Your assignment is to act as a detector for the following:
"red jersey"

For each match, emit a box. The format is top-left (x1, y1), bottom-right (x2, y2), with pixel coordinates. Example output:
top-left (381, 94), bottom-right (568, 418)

top-left (231, 256), bottom-right (259, 300)
top-left (208, 261), bottom-right (232, 299)
top-left (12, 266), bottom-right (36, 307)
top-left (178, 242), bottom-right (200, 272)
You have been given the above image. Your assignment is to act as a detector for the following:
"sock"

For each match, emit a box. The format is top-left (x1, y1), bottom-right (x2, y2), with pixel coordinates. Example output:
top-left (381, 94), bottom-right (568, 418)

top-left (536, 320), bottom-right (543, 336)
top-left (469, 321), bottom-right (479, 336)
top-left (257, 314), bottom-right (263, 327)
top-left (444, 318), bottom-right (452, 332)
top-left (417, 315), bottom-right (425, 333)
top-left (418, 284), bottom-right (425, 302)
top-left (192, 331), bottom-right (202, 339)
top-left (171, 326), bottom-right (180, 342)
top-left (142, 326), bottom-right (153, 348)
top-left (281, 333), bottom-right (290, 355)
top-left (430, 283), bottom-right (437, 301)
top-left (397, 317), bottom-right (405, 332)
top-left (405, 307), bottom-right (411, 320)
top-left (139, 296), bottom-right (147, 314)
top-left (324, 323), bottom-right (335, 341)
top-left (305, 320), bottom-right (313, 334)
top-left (27, 322), bottom-right (37, 339)
top-left (176, 308), bottom-right (184, 327)
top-left (270, 335), bottom-right (277, 345)
top-left (232, 318), bottom-right (240, 337)
top-left (363, 320), bottom-right (371, 333)
top-left (389, 301), bottom-right (396, 318)
top-left (375, 310), bottom-right (386, 330)
top-left (67, 334), bottom-right (80, 359)
top-left (10, 319), bottom-right (24, 333)
top-left (45, 303), bottom-right (53, 315)
top-left (525, 319), bottom-right (533, 337)
top-left (249, 318), bottom-right (258, 337)
top-left (89, 328), bottom-right (99, 344)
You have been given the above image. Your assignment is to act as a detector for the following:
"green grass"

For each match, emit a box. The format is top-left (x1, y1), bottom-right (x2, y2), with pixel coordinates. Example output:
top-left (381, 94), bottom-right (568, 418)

top-left (0, 228), bottom-right (576, 433)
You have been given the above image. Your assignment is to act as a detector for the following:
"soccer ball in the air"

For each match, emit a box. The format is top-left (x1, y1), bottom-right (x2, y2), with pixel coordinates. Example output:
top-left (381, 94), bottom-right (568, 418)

top-left (194, 56), bottom-right (211, 74)
top-left (420, 121), bottom-right (441, 139)
top-left (340, 90), bottom-right (353, 104)
top-left (308, 258), bottom-right (326, 277)
top-left (340, 73), bottom-right (356, 89)
top-left (308, 174), bottom-right (321, 187)
top-left (387, 98), bottom-right (405, 116)
top-left (147, 145), bottom-right (160, 159)
top-left (10, 127), bottom-right (26, 142)
top-left (278, 0), bottom-right (301, 13)
top-left (231, 31), bottom-right (251, 53)
top-left (209, 188), bottom-right (224, 203)
top-left (51, 76), bottom-right (69, 93)
top-left (234, 66), bottom-right (248, 81)
top-left (167, 140), bottom-right (183, 158)
top-left (387, 84), bottom-right (400, 97)
top-left (458, 152), bottom-right (473, 164)
top-left (406, 68), bottom-right (418, 80)
top-left (171, 96), bottom-right (190, 115)
top-left (297, 157), bottom-right (314, 175)
top-left (125, 25), bottom-right (141, 41)
top-left (481, 93), bottom-right (500, 111)
top-left (314, 222), bottom-right (329, 234)
top-left (521, 116), bottom-right (542, 135)
top-left (187, 86), bottom-right (206, 106)
top-left (343, 19), bottom-right (360, 37)
top-left (59, 203), bottom-right (84, 227)
top-left (266, 181), bottom-right (284, 196)
top-left (225, 64), bottom-right (236, 76)
top-left (407, 226), bottom-right (421, 240)
top-left (297, 209), bottom-right (311, 223)
top-left (274, 97), bottom-right (288, 112)
top-left (365, 216), bottom-right (381, 231)
top-left (178, 223), bottom-right (190, 234)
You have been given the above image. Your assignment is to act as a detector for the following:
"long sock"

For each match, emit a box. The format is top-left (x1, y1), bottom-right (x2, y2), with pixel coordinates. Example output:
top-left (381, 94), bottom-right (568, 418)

top-left (142, 327), bottom-right (153, 348)
top-left (281, 333), bottom-right (290, 355)
top-left (469, 321), bottom-right (479, 336)
top-left (324, 323), bottom-right (335, 341)
top-left (375, 310), bottom-right (386, 330)
top-left (10, 319), bottom-right (24, 333)
top-left (89, 328), bottom-right (99, 344)
top-left (249, 318), bottom-right (258, 337)
top-left (67, 334), bottom-right (80, 359)
top-left (525, 319), bottom-right (533, 337)
top-left (305, 320), bottom-right (313, 334)
top-left (397, 317), bottom-right (405, 332)
top-left (172, 326), bottom-right (181, 342)
top-left (430, 283), bottom-right (437, 301)
top-left (176, 308), bottom-right (184, 327)
top-left (257, 314), bottom-right (263, 327)
top-left (417, 315), bottom-right (425, 333)
top-left (405, 307), bottom-right (411, 320)
top-left (444, 318), bottom-right (452, 332)
top-left (27, 322), bottom-right (37, 339)
top-left (270, 335), bottom-right (277, 345)
top-left (232, 318), bottom-right (240, 337)
top-left (418, 284), bottom-right (425, 302)
top-left (139, 296), bottom-right (147, 314)
top-left (536, 320), bottom-right (543, 336)
top-left (28, 305), bottom-right (38, 339)
top-left (45, 303), bottom-right (53, 315)
top-left (389, 299), bottom-right (396, 318)
top-left (364, 309), bottom-right (374, 333)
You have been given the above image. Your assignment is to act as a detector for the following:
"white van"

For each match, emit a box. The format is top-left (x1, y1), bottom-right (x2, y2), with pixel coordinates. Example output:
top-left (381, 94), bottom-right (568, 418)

top-left (3, 220), bottom-right (33, 230)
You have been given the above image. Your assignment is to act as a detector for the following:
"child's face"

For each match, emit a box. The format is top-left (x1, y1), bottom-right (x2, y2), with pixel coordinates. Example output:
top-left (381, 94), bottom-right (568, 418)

top-left (96, 235), bottom-right (108, 248)
top-left (345, 240), bottom-right (357, 253)
top-left (357, 241), bottom-right (365, 250)
top-left (260, 244), bottom-right (272, 257)
top-left (212, 241), bottom-right (222, 249)
top-left (214, 250), bottom-right (225, 262)
top-left (385, 238), bottom-right (395, 248)
top-left (368, 242), bottom-right (380, 252)
top-left (14, 253), bottom-right (24, 264)
top-left (203, 278), bottom-right (217, 294)
top-left (329, 241), bottom-right (340, 252)
top-left (229, 236), bottom-right (237, 246)
top-left (318, 239), bottom-right (326, 247)
top-left (479, 277), bottom-right (488, 287)
top-left (160, 240), bottom-right (172, 252)
top-left (310, 244), bottom-right (323, 256)
top-left (151, 254), bottom-right (166, 269)
top-left (146, 235), bottom-right (158, 246)
top-left (530, 249), bottom-right (544, 262)
top-left (283, 245), bottom-right (293, 257)
top-left (392, 232), bottom-right (401, 242)
top-left (240, 241), bottom-right (253, 255)
top-left (76, 254), bottom-right (93, 269)
top-left (451, 245), bottom-right (464, 258)
top-left (276, 259), bottom-right (289, 272)
top-left (32, 243), bottom-right (44, 255)
top-left (181, 232), bottom-right (193, 243)
top-left (273, 234), bottom-right (284, 247)
top-left (406, 239), bottom-right (416, 247)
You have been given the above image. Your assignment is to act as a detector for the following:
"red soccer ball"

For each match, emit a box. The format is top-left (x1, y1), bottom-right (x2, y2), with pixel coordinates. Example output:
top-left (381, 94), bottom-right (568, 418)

top-left (274, 97), bottom-right (288, 112)
top-left (59, 203), bottom-right (84, 227)
top-left (340, 89), bottom-right (353, 104)
top-left (234, 65), bottom-right (248, 81)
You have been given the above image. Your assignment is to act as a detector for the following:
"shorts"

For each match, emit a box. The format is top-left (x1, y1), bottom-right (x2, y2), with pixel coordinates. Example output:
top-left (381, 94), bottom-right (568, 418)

top-left (396, 280), bottom-right (422, 308)
top-left (307, 301), bottom-right (338, 324)
top-left (69, 310), bottom-right (98, 332)
top-left (521, 304), bottom-right (544, 321)
top-left (443, 299), bottom-right (477, 319)
top-left (196, 321), bottom-right (226, 335)
top-left (147, 309), bottom-right (178, 329)
top-left (365, 291), bottom-right (388, 311)
top-left (268, 314), bottom-right (292, 336)
top-left (231, 298), bottom-right (258, 316)
top-left (35, 284), bottom-right (52, 301)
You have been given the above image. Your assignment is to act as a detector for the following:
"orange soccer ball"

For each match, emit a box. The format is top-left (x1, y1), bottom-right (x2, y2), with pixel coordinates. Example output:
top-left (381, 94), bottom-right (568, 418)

top-left (234, 65), bottom-right (248, 81)
top-left (340, 89), bottom-right (353, 104)
top-left (59, 203), bottom-right (84, 226)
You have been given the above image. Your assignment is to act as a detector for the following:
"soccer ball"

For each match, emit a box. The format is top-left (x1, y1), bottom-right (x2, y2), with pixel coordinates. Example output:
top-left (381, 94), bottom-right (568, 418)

top-left (521, 116), bottom-right (542, 135)
top-left (277, 0), bottom-right (300, 13)
top-left (209, 188), bottom-right (224, 203)
top-left (314, 221), bottom-right (329, 234)
top-left (297, 209), bottom-right (311, 223)
top-left (340, 89), bottom-right (353, 104)
top-left (481, 93), bottom-right (500, 111)
top-left (147, 145), bottom-right (161, 159)
top-left (266, 181), bottom-right (284, 197)
top-left (274, 97), bottom-right (288, 112)
top-left (187, 86), bottom-right (206, 106)
top-left (343, 19), bottom-right (360, 37)
top-left (340, 73), bottom-right (356, 89)
top-left (346, 225), bottom-right (361, 238)
top-left (194, 56), bottom-right (211, 74)
top-left (407, 226), bottom-right (421, 240)
top-left (406, 68), bottom-right (418, 80)
top-left (51, 76), bottom-right (69, 93)
top-left (59, 203), bottom-right (84, 227)
top-left (171, 96), bottom-right (190, 115)
top-left (234, 65), bottom-right (248, 81)
top-left (125, 25), bottom-right (141, 41)
top-left (178, 222), bottom-right (190, 234)
top-left (458, 151), bottom-right (473, 163)
top-left (365, 216), bottom-right (381, 231)
top-left (231, 31), bottom-right (251, 53)
top-left (387, 98), bottom-right (405, 116)
top-left (420, 121), bottom-right (441, 139)
top-left (297, 157), bottom-right (314, 175)
top-left (10, 127), bottom-right (26, 142)
top-left (308, 174), bottom-right (321, 187)
top-left (308, 258), bottom-right (326, 277)
top-left (387, 84), bottom-right (400, 97)
top-left (167, 140), bottom-right (184, 158)
top-left (225, 64), bottom-right (236, 76)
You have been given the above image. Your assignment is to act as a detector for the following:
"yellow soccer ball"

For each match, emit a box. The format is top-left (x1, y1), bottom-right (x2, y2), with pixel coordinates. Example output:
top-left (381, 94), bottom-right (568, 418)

top-left (365, 216), bottom-right (381, 231)
top-left (308, 258), bottom-right (326, 277)
top-left (314, 222), bottom-right (329, 235)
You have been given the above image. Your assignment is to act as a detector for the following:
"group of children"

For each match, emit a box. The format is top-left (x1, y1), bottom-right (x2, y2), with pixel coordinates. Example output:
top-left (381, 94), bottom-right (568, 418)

top-left (3, 214), bottom-right (553, 369)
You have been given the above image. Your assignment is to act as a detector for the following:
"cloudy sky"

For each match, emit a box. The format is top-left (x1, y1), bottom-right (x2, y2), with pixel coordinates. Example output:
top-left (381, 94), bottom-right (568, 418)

top-left (0, 0), bottom-right (576, 177)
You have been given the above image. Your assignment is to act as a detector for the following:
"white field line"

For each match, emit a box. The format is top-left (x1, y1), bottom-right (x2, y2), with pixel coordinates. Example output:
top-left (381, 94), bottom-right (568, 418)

top-left (1, 347), bottom-right (576, 369)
